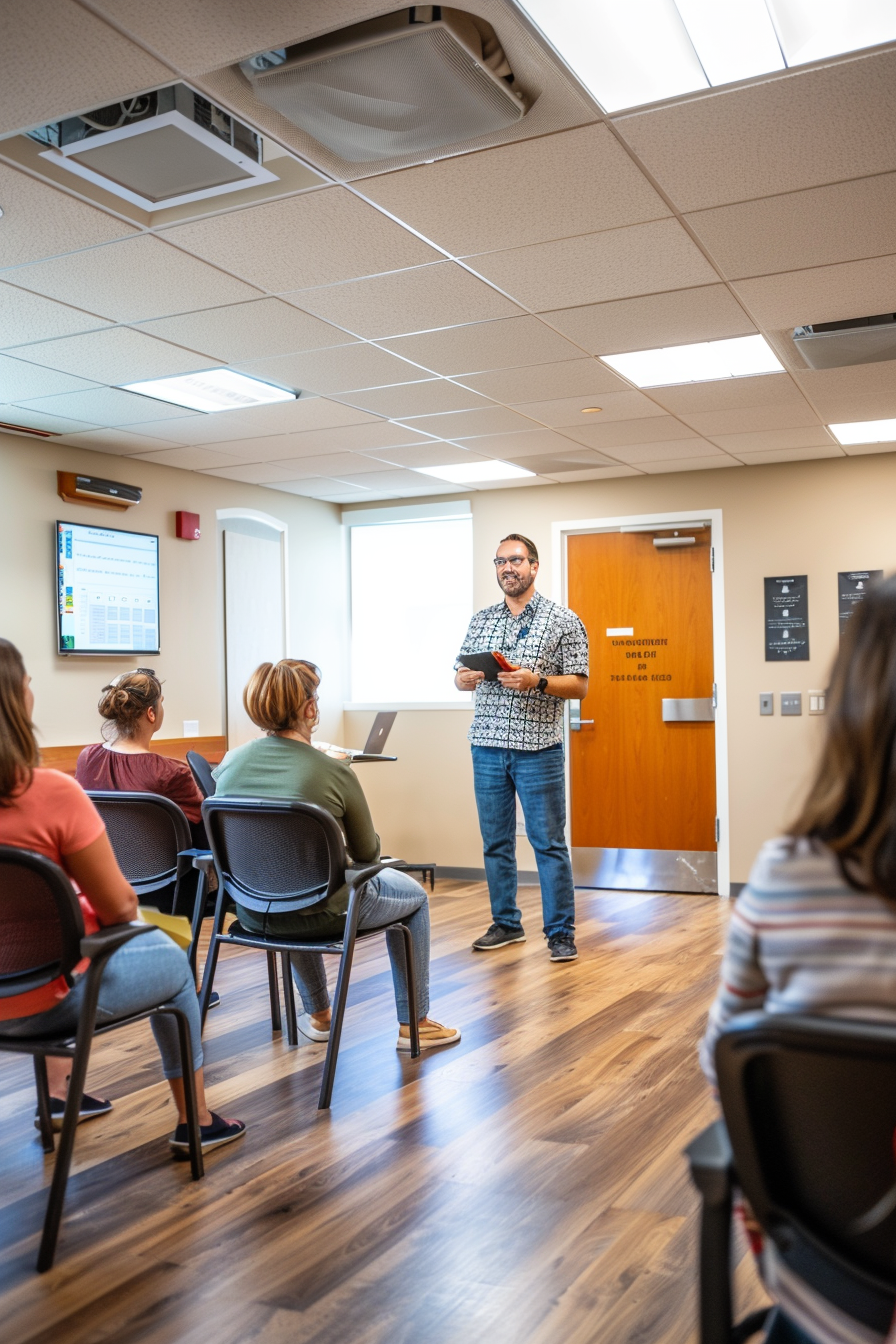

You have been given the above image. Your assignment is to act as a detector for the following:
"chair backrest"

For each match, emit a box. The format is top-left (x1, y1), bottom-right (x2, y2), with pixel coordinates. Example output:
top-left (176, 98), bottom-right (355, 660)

top-left (186, 751), bottom-right (216, 799)
top-left (0, 847), bottom-right (84, 998)
top-left (202, 797), bottom-right (347, 916)
top-left (86, 791), bottom-right (191, 897)
top-left (716, 1012), bottom-right (896, 1334)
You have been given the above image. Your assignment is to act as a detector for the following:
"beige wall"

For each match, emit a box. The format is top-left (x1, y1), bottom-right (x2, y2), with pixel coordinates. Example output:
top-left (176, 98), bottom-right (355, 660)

top-left (0, 432), bottom-right (345, 748)
top-left (346, 451), bottom-right (896, 883)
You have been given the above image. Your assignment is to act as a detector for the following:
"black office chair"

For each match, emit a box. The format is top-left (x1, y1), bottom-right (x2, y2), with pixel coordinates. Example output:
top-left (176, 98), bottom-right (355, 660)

top-left (86, 791), bottom-right (213, 976)
top-left (186, 751), bottom-right (216, 800)
top-left (198, 797), bottom-right (421, 1109)
top-left (686, 1012), bottom-right (896, 1344)
top-left (0, 846), bottom-right (203, 1271)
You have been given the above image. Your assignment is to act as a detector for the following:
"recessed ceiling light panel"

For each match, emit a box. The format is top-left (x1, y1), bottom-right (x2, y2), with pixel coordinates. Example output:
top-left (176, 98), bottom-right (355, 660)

top-left (122, 369), bottom-right (297, 413)
top-left (829, 418), bottom-right (896, 446)
top-left (600, 334), bottom-right (783, 387)
top-left (413, 460), bottom-right (536, 483)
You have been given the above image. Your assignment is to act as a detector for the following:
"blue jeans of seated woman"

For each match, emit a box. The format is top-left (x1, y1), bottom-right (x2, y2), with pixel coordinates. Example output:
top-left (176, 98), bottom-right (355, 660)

top-left (471, 743), bottom-right (576, 939)
top-left (270, 868), bottom-right (430, 1023)
top-left (3, 928), bottom-right (202, 1079)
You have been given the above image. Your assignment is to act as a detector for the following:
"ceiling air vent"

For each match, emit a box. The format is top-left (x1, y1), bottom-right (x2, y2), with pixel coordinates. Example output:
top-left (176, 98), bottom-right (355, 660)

top-left (240, 6), bottom-right (527, 163)
top-left (28, 85), bottom-right (278, 209)
top-left (793, 314), bottom-right (896, 371)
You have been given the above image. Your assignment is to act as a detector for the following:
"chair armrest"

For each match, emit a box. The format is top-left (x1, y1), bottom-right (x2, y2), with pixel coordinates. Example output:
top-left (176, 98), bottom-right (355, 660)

top-left (182, 849), bottom-right (215, 874)
top-left (686, 1117), bottom-right (735, 1205)
top-left (346, 860), bottom-right (399, 893)
top-left (80, 921), bottom-right (153, 962)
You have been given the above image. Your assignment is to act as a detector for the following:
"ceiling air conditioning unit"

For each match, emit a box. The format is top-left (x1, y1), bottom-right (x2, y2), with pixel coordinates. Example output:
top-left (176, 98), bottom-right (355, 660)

top-left (241, 6), bottom-right (528, 163)
top-left (28, 85), bottom-right (278, 210)
top-left (792, 313), bottom-right (896, 371)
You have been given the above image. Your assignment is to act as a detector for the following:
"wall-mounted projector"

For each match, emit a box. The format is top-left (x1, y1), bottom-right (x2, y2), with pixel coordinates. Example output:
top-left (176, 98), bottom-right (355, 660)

top-left (57, 472), bottom-right (142, 511)
top-left (793, 313), bottom-right (896, 371)
top-left (29, 85), bottom-right (278, 210)
top-left (241, 6), bottom-right (527, 164)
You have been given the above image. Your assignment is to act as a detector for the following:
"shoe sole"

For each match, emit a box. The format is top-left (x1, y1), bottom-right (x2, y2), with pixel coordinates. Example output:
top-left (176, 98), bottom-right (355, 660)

top-left (471, 934), bottom-right (527, 951)
top-left (549, 950), bottom-right (578, 961)
top-left (36, 1105), bottom-right (113, 1133)
top-left (170, 1127), bottom-right (246, 1157)
top-left (396, 1029), bottom-right (461, 1051)
top-left (297, 1019), bottom-right (330, 1042)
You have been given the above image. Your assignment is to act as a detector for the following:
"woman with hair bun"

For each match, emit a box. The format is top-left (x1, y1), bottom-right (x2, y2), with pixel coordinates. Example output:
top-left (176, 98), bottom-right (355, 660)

top-left (213, 659), bottom-right (460, 1052)
top-left (75, 669), bottom-right (205, 847)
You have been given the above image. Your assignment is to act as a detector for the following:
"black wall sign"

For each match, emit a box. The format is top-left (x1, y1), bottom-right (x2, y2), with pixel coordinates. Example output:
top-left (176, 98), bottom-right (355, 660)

top-left (838, 570), bottom-right (883, 638)
top-left (765, 575), bottom-right (809, 661)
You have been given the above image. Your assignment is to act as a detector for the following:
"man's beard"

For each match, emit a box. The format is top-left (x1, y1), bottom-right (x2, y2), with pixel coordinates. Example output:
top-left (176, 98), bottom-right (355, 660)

top-left (498, 570), bottom-right (534, 598)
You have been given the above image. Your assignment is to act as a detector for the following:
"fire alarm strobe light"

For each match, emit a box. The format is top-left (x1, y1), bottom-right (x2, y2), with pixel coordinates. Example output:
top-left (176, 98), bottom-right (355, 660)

top-left (176, 511), bottom-right (200, 541)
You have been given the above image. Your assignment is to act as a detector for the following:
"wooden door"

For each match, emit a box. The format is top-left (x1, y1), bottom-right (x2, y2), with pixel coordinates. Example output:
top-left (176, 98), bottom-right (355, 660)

top-left (568, 529), bottom-right (716, 853)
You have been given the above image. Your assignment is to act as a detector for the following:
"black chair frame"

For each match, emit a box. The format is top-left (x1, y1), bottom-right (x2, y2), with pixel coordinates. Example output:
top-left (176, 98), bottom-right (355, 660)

top-left (686, 1012), bottom-right (896, 1343)
top-left (198, 797), bottom-right (421, 1109)
top-left (186, 751), bottom-right (216, 801)
top-left (85, 790), bottom-right (214, 975)
top-left (0, 846), bottom-right (203, 1272)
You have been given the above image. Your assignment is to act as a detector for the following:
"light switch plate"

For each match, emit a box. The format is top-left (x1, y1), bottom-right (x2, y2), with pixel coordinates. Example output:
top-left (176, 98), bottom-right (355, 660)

top-left (759, 692), bottom-right (773, 716)
top-left (781, 693), bottom-right (802, 716)
top-left (183, 719), bottom-right (199, 736)
top-left (808, 690), bottom-right (826, 715)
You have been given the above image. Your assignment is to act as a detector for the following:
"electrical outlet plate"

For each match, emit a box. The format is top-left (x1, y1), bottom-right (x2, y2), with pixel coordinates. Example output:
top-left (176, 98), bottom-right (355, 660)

top-left (808, 690), bottom-right (826, 715)
top-left (183, 719), bottom-right (199, 735)
top-left (759, 692), bottom-right (773, 716)
top-left (781, 693), bottom-right (802, 717)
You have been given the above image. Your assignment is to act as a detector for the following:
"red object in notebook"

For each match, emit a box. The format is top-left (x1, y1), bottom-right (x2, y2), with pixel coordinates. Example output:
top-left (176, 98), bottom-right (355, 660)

top-left (176, 511), bottom-right (200, 540)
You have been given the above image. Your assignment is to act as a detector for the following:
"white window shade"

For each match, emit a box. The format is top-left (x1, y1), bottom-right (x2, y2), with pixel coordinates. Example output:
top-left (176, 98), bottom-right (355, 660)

top-left (350, 517), bottom-right (473, 704)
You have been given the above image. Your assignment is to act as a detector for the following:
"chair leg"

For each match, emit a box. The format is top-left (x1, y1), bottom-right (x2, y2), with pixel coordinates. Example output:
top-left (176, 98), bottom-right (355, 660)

top-left (187, 869), bottom-right (208, 979)
top-left (398, 923), bottom-right (420, 1059)
top-left (33, 1055), bottom-right (55, 1154)
top-left (156, 1006), bottom-right (204, 1182)
top-left (280, 952), bottom-right (298, 1045)
top-left (267, 951), bottom-right (282, 1033)
top-left (318, 941), bottom-right (356, 1110)
top-left (198, 887), bottom-right (228, 1029)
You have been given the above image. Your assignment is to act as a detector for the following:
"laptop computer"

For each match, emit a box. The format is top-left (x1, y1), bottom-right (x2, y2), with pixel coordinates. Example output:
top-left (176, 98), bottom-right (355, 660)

top-left (345, 711), bottom-right (398, 762)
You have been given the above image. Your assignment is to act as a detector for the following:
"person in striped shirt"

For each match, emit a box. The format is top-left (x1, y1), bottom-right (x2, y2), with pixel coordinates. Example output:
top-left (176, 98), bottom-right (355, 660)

top-left (701, 574), bottom-right (896, 1344)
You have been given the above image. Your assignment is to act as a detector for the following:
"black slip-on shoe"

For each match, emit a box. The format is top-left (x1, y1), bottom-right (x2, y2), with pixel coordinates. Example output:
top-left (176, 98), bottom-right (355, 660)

top-left (169, 1111), bottom-right (246, 1157)
top-left (548, 934), bottom-right (578, 962)
top-left (35, 1093), bottom-right (113, 1133)
top-left (472, 923), bottom-right (527, 951)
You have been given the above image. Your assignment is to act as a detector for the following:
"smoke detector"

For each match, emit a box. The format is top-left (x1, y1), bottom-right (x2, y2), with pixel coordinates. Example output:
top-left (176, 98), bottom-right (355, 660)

top-left (240, 6), bottom-right (527, 164)
top-left (793, 314), bottom-right (896, 371)
top-left (28, 85), bottom-right (278, 209)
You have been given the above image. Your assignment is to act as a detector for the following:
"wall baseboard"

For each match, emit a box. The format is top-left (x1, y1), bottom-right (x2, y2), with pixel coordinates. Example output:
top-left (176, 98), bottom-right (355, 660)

top-left (41, 735), bottom-right (228, 775)
top-left (436, 866), bottom-right (540, 885)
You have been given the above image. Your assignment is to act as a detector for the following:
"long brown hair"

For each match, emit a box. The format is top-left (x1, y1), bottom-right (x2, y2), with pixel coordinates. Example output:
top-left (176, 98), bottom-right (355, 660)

top-left (97, 668), bottom-right (162, 741)
top-left (791, 574), bottom-right (896, 897)
top-left (0, 639), bottom-right (39, 804)
top-left (244, 660), bottom-right (320, 734)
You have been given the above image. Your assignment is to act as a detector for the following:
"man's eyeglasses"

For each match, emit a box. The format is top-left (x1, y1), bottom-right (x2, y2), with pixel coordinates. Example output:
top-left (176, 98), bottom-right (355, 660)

top-left (493, 556), bottom-right (531, 568)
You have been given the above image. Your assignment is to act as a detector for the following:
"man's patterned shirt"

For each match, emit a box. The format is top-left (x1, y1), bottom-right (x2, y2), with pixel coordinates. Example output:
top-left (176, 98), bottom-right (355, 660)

top-left (457, 589), bottom-right (589, 750)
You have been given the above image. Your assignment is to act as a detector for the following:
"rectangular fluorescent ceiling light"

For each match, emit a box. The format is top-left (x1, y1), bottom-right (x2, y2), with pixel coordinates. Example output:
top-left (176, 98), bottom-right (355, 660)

top-left (413, 460), bottom-right (536, 483)
top-left (829, 418), bottom-right (896, 445)
top-left (122, 369), bottom-right (297, 413)
top-left (601, 334), bottom-right (783, 387)
top-left (515, 0), bottom-right (896, 112)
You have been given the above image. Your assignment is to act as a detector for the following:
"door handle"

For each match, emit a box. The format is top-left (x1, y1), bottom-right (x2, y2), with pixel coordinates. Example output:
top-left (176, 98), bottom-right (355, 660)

top-left (569, 701), bottom-right (595, 732)
top-left (662, 697), bottom-right (715, 722)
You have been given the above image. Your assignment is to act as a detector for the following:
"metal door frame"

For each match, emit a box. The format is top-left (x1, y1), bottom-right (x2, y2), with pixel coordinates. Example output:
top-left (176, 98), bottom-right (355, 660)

top-left (552, 508), bottom-right (730, 897)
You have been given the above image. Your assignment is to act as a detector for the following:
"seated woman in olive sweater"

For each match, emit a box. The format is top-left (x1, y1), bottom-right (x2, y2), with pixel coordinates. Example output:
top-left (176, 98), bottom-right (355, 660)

top-left (213, 659), bottom-right (459, 1051)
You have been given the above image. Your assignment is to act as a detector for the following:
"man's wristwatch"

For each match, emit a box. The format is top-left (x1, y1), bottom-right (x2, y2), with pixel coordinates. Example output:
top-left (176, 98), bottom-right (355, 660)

top-left (536, 676), bottom-right (549, 693)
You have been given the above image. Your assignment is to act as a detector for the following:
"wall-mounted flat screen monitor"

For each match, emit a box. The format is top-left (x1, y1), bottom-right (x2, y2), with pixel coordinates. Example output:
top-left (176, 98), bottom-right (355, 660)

top-left (57, 520), bottom-right (160, 655)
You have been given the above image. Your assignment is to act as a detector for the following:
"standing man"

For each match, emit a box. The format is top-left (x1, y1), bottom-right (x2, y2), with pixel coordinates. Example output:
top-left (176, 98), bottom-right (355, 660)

top-left (455, 534), bottom-right (589, 962)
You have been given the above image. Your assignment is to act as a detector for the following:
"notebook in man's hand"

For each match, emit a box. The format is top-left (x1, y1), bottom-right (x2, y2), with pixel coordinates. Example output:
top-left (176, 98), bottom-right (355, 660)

top-left (457, 651), bottom-right (519, 680)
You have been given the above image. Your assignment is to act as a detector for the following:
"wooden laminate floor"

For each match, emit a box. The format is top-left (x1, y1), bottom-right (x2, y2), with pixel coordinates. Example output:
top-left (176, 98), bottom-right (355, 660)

top-left (0, 882), bottom-right (769, 1343)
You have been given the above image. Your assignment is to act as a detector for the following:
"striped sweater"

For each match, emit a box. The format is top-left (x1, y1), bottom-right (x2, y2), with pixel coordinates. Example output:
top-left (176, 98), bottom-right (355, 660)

top-left (701, 835), bottom-right (896, 1344)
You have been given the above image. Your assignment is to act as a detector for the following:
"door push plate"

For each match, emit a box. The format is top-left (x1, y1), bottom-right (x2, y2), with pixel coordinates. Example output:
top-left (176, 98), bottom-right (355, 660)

top-left (662, 697), bottom-right (715, 722)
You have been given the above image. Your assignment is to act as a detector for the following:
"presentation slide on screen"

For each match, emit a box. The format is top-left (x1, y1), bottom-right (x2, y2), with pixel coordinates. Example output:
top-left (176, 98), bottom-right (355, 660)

top-left (57, 522), bottom-right (160, 654)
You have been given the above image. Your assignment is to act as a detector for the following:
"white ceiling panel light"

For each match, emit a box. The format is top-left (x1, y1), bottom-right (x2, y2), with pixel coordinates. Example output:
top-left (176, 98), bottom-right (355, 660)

top-left (601, 334), bottom-right (784, 387)
top-left (516, 0), bottom-right (896, 112)
top-left (413, 460), bottom-right (536, 483)
top-left (829, 418), bottom-right (896, 445)
top-left (122, 369), bottom-right (297, 413)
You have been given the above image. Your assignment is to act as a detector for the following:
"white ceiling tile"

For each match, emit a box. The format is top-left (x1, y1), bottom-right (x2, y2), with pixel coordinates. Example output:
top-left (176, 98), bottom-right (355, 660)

top-left (541, 464), bottom-right (642, 482)
top-left (637, 455), bottom-right (739, 474)
top-left (0, 354), bottom-right (98, 401)
top-left (466, 220), bottom-right (718, 312)
top-left (164, 187), bottom-right (440, 293)
top-left (54, 427), bottom-right (188, 455)
top-left (560, 416), bottom-right (698, 450)
top-left (731, 256), bottom-right (896, 331)
top-left (505, 448), bottom-right (618, 473)
top-left (15, 386), bottom-right (200, 427)
top-left (685, 405), bottom-right (823, 436)
top-left (0, 0), bottom-right (175, 137)
top-left (131, 445), bottom-right (251, 470)
top-left (231, 452), bottom-right (383, 479)
top-left (686, 174), bottom-right (896, 280)
top-left (0, 403), bottom-right (98, 434)
top-left (273, 477), bottom-right (376, 500)
top-left (8, 325), bottom-right (219, 383)
top-left (513, 390), bottom-right (668, 428)
top-left (379, 317), bottom-right (582, 377)
top-left (0, 163), bottom-right (137, 268)
top-left (358, 124), bottom-right (670, 255)
top-left (331, 379), bottom-right (496, 419)
top-left (452, 428), bottom-right (592, 459)
top-left (237, 342), bottom-right (431, 395)
top-left (199, 461), bottom-right (300, 484)
top-left (458, 359), bottom-right (628, 403)
top-left (314, 466), bottom-right (436, 491)
top-left (0, 283), bottom-right (112, 349)
top-left (734, 445), bottom-right (845, 465)
top-left (403, 406), bottom-right (542, 440)
top-left (707, 426), bottom-right (837, 453)
top-left (9, 234), bottom-right (262, 322)
top-left (285, 262), bottom-right (522, 339)
top-left (793, 361), bottom-right (896, 422)
top-left (127, 395), bottom-right (376, 445)
top-left (134, 300), bottom-right (352, 363)
top-left (605, 438), bottom-right (728, 464)
top-left (357, 442), bottom-right (481, 470)
top-left (543, 285), bottom-right (755, 355)
top-left (615, 51), bottom-right (896, 212)
top-left (649, 373), bottom-right (809, 415)
top-left (842, 443), bottom-right (896, 457)
top-left (247, 421), bottom-right (435, 460)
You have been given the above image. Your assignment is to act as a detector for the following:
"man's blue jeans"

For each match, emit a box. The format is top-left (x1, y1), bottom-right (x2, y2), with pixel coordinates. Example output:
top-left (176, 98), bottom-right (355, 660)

top-left (471, 744), bottom-right (576, 939)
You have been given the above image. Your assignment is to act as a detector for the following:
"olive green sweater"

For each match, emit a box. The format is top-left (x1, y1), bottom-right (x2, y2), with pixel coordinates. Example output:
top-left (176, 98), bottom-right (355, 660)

top-left (212, 736), bottom-right (380, 931)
